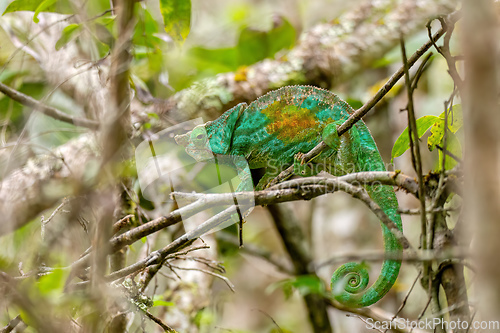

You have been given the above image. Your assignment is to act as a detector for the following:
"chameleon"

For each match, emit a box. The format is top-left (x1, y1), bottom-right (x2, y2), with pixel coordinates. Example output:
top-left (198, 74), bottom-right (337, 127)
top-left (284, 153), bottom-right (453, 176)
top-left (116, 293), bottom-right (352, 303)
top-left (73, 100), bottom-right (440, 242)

top-left (174, 85), bottom-right (402, 308)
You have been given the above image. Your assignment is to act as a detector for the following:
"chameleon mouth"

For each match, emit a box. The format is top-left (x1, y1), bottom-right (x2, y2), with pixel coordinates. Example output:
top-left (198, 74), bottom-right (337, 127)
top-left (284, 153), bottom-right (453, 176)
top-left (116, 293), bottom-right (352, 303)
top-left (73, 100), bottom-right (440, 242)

top-left (186, 147), bottom-right (214, 161)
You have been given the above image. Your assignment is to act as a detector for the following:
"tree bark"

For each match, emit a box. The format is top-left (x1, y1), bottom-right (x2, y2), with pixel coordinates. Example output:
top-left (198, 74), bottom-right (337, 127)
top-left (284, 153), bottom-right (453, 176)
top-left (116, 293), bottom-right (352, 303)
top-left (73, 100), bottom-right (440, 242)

top-left (463, 0), bottom-right (500, 329)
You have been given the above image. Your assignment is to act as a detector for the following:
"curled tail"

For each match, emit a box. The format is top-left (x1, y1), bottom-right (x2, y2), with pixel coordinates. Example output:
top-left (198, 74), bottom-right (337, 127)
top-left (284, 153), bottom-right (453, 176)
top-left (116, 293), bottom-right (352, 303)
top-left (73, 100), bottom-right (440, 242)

top-left (330, 183), bottom-right (403, 307)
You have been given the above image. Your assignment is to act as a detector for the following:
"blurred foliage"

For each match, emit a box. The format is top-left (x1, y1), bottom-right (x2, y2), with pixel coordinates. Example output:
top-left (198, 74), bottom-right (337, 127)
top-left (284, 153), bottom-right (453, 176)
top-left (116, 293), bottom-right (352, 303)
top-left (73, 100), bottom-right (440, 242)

top-left (3, 0), bottom-right (73, 22)
top-left (158, 15), bottom-right (296, 91)
top-left (160, 0), bottom-right (191, 43)
top-left (55, 23), bottom-right (82, 50)
top-left (268, 275), bottom-right (326, 299)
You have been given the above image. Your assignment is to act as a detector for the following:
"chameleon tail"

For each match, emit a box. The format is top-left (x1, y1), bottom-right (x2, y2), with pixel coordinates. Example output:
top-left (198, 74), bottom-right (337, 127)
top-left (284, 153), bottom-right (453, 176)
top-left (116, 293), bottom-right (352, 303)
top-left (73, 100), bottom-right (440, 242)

top-left (330, 184), bottom-right (402, 307)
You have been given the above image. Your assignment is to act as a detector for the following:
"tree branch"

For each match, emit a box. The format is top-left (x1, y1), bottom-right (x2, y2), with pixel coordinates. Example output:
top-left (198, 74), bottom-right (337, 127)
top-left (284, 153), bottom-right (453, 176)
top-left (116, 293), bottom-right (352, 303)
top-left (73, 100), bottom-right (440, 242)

top-left (0, 82), bottom-right (99, 129)
top-left (69, 170), bottom-right (419, 274)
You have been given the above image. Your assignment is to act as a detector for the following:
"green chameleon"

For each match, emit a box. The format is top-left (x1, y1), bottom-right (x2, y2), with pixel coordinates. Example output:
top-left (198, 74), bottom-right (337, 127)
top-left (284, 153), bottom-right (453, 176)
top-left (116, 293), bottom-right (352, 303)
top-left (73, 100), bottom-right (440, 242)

top-left (174, 85), bottom-right (402, 307)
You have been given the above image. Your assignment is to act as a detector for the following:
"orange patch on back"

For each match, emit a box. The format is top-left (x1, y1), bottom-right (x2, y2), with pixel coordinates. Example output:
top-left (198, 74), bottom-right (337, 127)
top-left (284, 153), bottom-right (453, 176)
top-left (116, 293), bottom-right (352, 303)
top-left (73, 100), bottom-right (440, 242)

top-left (262, 99), bottom-right (320, 144)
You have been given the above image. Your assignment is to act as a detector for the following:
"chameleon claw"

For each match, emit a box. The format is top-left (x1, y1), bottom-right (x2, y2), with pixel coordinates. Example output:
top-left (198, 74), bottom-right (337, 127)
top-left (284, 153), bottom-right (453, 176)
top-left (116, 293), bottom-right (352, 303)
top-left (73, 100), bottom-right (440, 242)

top-left (294, 152), bottom-right (307, 164)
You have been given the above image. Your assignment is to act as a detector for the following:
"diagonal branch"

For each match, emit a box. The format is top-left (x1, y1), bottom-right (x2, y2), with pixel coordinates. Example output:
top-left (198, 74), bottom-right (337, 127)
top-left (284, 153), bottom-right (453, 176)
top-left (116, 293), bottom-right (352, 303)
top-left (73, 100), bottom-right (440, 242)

top-left (0, 82), bottom-right (99, 130)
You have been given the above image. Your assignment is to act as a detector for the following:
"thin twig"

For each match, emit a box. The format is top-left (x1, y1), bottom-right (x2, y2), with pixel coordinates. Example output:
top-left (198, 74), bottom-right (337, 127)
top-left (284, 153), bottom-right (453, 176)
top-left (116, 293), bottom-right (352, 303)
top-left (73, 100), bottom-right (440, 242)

top-left (329, 299), bottom-right (428, 333)
top-left (79, 178), bottom-right (415, 285)
top-left (216, 233), bottom-right (293, 274)
top-left (316, 249), bottom-right (470, 268)
top-left (41, 198), bottom-right (70, 240)
top-left (427, 17), bottom-right (464, 92)
top-left (410, 293), bottom-right (433, 333)
top-left (384, 272), bottom-right (422, 333)
top-left (143, 309), bottom-right (177, 332)
top-left (0, 9), bottom-right (113, 78)
top-left (410, 53), bottom-right (434, 91)
top-left (173, 178), bottom-right (413, 251)
top-left (427, 88), bottom-right (458, 258)
top-left (169, 265), bottom-right (235, 292)
top-left (0, 315), bottom-right (24, 333)
top-left (400, 36), bottom-right (429, 290)
top-left (71, 170), bottom-right (419, 274)
top-left (346, 314), bottom-right (385, 333)
top-left (173, 255), bottom-right (226, 274)
top-left (435, 144), bottom-right (462, 163)
top-left (252, 309), bottom-right (284, 333)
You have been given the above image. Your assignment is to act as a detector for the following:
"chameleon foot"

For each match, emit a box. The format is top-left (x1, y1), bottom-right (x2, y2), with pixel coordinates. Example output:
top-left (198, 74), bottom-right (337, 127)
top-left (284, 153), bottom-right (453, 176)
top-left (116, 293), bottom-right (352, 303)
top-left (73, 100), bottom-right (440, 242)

top-left (294, 152), bottom-right (316, 177)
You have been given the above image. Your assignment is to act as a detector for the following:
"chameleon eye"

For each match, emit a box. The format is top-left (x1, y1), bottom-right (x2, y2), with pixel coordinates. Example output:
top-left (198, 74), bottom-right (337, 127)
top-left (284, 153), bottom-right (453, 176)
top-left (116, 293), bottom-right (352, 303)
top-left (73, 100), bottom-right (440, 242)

top-left (191, 126), bottom-right (208, 148)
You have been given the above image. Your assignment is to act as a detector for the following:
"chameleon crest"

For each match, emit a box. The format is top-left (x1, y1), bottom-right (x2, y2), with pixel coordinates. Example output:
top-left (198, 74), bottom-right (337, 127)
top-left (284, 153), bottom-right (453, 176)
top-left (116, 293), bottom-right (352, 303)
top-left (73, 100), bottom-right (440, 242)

top-left (175, 85), bottom-right (403, 308)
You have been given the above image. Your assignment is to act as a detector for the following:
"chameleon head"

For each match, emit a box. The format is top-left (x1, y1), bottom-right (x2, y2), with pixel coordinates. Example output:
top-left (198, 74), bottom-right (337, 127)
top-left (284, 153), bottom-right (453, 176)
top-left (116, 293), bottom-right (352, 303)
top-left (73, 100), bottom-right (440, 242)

top-left (174, 125), bottom-right (214, 161)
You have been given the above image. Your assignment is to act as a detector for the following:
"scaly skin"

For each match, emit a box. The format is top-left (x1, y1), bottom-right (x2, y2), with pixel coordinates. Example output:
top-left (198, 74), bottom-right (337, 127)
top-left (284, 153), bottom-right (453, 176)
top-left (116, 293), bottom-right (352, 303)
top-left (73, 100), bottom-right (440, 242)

top-left (175, 85), bottom-right (402, 307)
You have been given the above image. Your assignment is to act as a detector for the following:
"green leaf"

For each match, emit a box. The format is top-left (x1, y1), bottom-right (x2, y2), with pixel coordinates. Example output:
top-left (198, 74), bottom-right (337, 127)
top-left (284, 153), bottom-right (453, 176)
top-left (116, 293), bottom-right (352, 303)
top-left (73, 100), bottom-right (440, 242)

top-left (0, 255), bottom-right (9, 270)
top-left (34, 0), bottom-right (57, 23)
top-left (270, 329), bottom-right (293, 333)
top-left (194, 308), bottom-right (216, 328)
top-left (133, 9), bottom-right (160, 48)
top-left (436, 132), bottom-right (462, 171)
top-left (188, 46), bottom-right (238, 70)
top-left (3, 0), bottom-right (43, 14)
top-left (345, 98), bottom-right (363, 110)
top-left (94, 15), bottom-right (116, 28)
top-left (55, 23), bottom-right (81, 50)
top-left (0, 69), bottom-right (26, 84)
top-left (160, 0), bottom-right (191, 44)
top-left (94, 23), bottom-right (115, 48)
top-left (438, 104), bottom-right (462, 133)
top-left (237, 16), bottom-right (296, 66)
top-left (147, 112), bottom-right (159, 120)
top-left (391, 115), bottom-right (440, 161)
top-left (3, 0), bottom-right (72, 17)
top-left (427, 119), bottom-right (444, 151)
top-left (267, 275), bottom-right (325, 299)
top-left (153, 300), bottom-right (174, 307)
top-left (266, 17), bottom-right (296, 56)
top-left (428, 105), bottom-right (463, 151)
top-left (237, 28), bottom-right (268, 65)
top-left (38, 268), bottom-right (67, 295)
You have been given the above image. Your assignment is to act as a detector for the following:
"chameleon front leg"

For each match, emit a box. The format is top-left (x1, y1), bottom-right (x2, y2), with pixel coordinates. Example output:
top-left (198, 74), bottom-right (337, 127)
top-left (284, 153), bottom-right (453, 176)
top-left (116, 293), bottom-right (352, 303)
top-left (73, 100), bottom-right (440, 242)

top-left (233, 157), bottom-right (254, 193)
top-left (293, 120), bottom-right (347, 177)
top-left (219, 156), bottom-right (253, 246)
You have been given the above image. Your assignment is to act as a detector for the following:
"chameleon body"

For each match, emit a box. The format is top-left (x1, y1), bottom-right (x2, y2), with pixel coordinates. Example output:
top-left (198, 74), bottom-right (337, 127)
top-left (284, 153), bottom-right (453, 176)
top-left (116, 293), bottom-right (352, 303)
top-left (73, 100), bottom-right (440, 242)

top-left (175, 85), bottom-right (402, 307)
